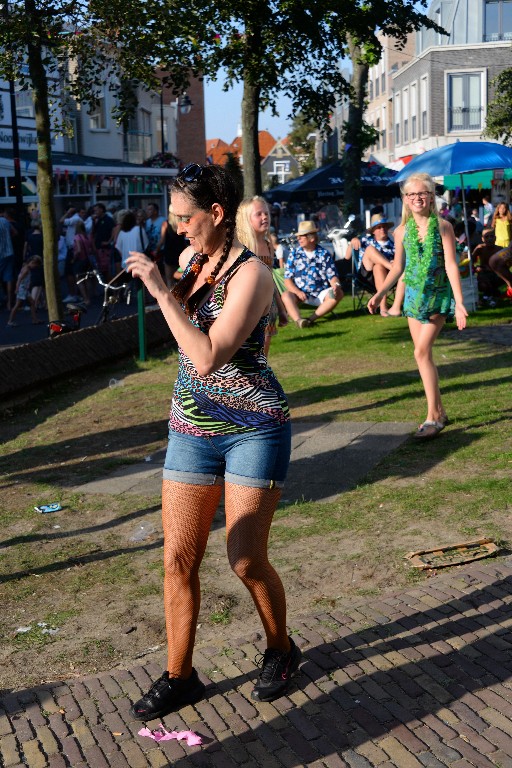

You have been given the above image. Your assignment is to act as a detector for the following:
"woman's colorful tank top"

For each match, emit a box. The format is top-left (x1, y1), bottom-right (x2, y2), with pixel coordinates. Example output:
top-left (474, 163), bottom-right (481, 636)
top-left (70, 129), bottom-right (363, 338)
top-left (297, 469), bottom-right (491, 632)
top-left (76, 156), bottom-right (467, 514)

top-left (170, 248), bottom-right (290, 436)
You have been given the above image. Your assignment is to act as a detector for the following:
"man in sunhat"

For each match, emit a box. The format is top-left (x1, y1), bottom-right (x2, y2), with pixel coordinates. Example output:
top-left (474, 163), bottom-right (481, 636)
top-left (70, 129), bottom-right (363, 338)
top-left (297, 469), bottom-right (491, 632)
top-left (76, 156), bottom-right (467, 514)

top-left (345, 214), bottom-right (404, 316)
top-left (281, 220), bottom-right (343, 328)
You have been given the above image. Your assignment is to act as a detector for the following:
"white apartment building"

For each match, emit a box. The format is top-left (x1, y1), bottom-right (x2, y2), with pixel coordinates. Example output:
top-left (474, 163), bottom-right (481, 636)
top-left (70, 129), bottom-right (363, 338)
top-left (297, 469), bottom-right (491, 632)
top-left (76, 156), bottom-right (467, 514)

top-left (365, 0), bottom-right (511, 168)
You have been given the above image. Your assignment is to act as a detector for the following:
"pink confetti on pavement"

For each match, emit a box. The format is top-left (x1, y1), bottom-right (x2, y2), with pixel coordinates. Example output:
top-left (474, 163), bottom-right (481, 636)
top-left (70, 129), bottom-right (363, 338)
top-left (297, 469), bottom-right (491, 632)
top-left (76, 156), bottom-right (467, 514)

top-left (138, 726), bottom-right (203, 746)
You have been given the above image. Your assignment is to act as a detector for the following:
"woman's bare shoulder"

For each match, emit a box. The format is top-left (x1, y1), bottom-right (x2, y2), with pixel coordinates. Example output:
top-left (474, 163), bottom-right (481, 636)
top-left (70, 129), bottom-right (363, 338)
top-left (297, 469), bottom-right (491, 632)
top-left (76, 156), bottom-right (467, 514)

top-left (179, 245), bottom-right (196, 268)
top-left (439, 217), bottom-right (455, 235)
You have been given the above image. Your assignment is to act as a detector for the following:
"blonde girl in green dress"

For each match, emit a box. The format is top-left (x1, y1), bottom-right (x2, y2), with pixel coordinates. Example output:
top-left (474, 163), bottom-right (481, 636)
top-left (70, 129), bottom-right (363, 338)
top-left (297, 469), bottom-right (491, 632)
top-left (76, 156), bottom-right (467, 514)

top-left (368, 172), bottom-right (468, 440)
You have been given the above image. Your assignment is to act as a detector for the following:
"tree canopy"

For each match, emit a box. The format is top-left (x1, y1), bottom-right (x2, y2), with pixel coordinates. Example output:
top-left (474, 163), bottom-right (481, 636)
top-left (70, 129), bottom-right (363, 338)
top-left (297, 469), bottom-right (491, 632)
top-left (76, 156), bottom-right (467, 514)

top-left (485, 70), bottom-right (512, 146)
top-left (0, 0), bottom-right (197, 321)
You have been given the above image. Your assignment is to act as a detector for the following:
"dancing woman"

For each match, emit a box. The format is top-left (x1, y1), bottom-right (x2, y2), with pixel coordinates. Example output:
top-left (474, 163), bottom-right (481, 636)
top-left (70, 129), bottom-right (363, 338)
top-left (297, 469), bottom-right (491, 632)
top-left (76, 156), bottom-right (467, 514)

top-left (368, 172), bottom-right (467, 439)
top-left (126, 164), bottom-right (301, 719)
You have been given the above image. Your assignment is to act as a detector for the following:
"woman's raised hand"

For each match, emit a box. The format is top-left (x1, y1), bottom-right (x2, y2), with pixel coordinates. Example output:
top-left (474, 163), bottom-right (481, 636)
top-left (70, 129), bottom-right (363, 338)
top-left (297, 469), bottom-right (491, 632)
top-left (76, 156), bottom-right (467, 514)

top-left (126, 251), bottom-right (167, 300)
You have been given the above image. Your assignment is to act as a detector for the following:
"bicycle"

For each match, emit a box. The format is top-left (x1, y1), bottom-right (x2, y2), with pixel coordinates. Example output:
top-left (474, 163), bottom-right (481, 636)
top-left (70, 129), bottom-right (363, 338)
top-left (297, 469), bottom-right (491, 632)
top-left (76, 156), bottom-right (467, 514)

top-left (77, 269), bottom-right (132, 325)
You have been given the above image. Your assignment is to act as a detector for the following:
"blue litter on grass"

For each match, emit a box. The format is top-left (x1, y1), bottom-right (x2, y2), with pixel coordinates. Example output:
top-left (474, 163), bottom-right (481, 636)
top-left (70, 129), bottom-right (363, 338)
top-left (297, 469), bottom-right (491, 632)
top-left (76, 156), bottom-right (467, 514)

top-left (34, 503), bottom-right (62, 514)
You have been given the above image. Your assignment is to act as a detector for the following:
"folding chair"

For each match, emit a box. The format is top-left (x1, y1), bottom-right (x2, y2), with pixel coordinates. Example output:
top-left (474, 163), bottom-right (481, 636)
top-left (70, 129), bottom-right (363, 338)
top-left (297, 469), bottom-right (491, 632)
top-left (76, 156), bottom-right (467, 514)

top-left (348, 249), bottom-right (376, 312)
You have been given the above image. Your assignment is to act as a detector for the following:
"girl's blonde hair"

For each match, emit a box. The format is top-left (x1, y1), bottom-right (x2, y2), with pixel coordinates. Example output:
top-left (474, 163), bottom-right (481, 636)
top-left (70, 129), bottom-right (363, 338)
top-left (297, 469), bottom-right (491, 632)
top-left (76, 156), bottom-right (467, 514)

top-left (235, 195), bottom-right (271, 259)
top-left (491, 202), bottom-right (512, 226)
top-left (400, 172), bottom-right (438, 226)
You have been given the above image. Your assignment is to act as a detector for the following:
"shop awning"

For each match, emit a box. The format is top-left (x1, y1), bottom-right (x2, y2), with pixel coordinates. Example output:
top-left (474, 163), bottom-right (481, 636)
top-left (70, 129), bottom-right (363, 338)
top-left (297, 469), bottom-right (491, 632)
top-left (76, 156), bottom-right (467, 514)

top-left (0, 149), bottom-right (178, 178)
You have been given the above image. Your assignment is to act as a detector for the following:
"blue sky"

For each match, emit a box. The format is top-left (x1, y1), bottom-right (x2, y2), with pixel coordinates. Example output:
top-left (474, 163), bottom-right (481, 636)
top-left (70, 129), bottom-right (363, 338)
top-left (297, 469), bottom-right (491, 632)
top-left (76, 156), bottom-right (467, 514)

top-left (204, 77), bottom-right (294, 143)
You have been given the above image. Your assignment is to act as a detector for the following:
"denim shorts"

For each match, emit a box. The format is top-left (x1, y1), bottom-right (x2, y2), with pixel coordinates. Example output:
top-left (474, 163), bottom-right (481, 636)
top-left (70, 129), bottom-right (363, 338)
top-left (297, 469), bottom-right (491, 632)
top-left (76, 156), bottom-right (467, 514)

top-left (163, 421), bottom-right (291, 489)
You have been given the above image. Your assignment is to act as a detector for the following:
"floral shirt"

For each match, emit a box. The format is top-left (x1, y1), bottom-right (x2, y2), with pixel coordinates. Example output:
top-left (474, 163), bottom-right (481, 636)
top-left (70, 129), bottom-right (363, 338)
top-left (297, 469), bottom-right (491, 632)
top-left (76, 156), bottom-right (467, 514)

top-left (284, 244), bottom-right (336, 297)
top-left (356, 234), bottom-right (395, 270)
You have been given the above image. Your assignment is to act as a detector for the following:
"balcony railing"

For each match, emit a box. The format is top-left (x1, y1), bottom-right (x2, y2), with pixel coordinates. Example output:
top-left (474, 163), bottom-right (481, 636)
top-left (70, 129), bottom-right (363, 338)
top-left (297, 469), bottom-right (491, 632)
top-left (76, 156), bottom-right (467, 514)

top-left (483, 32), bottom-right (512, 41)
top-left (448, 106), bottom-right (483, 131)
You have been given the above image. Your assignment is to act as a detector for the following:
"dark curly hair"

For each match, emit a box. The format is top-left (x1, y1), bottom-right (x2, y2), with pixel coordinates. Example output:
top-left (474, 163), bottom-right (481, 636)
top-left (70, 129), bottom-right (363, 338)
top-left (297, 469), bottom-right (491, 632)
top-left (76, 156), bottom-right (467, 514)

top-left (171, 165), bottom-right (241, 315)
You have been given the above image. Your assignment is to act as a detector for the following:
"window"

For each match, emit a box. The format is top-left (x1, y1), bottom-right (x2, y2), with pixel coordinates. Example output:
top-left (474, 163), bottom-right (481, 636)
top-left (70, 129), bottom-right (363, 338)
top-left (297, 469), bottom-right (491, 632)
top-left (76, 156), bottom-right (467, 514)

top-left (375, 77), bottom-right (380, 98)
top-left (381, 72), bottom-right (386, 93)
top-left (411, 83), bottom-right (417, 140)
top-left (420, 77), bottom-right (428, 136)
top-left (127, 108), bottom-right (152, 163)
top-left (273, 161), bottom-right (290, 185)
top-left (89, 88), bottom-right (107, 130)
top-left (382, 106), bottom-right (387, 149)
top-left (447, 73), bottom-right (483, 131)
top-left (434, 7), bottom-right (443, 44)
top-left (395, 93), bottom-right (401, 146)
top-left (376, 118), bottom-right (381, 149)
top-left (15, 88), bottom-right (34, 119)
top-left (403, 88), bottom-right (409, 143)
top-left (484, 0), bottom-right (512, 40)
top-left (369, 79), bottom-right (374, 100)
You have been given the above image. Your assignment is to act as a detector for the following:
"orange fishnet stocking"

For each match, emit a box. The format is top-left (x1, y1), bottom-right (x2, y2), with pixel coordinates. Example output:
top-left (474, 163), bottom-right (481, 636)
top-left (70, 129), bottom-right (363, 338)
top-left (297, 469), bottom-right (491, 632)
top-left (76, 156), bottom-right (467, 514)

top-left (224, 483), bottom-right (289, 652)
top-left (162, 479), bottom-right (222, 677)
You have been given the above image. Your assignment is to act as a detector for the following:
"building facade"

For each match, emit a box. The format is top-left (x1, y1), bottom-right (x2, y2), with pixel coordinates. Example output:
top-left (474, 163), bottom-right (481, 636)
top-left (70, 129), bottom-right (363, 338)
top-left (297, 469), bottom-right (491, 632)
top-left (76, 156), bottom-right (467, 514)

top-left (365, 0), bottom-right (511, 166)
top-left (0, 69), bottom-right (205, 213)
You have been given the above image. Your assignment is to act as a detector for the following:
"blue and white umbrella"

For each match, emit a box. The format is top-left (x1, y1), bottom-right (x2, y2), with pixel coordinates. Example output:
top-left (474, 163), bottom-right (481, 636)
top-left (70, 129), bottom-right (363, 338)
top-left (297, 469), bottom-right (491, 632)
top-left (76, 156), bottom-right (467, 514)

top-left (392, 141), bottom-right (512, 183)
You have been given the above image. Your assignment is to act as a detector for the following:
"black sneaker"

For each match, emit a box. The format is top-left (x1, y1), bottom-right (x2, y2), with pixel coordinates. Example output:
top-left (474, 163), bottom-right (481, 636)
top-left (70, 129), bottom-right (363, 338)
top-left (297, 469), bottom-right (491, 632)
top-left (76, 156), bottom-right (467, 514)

top-left (130, 669), bottom-right (205, 720)
top-left (251, 636), bottom-right (302, 702)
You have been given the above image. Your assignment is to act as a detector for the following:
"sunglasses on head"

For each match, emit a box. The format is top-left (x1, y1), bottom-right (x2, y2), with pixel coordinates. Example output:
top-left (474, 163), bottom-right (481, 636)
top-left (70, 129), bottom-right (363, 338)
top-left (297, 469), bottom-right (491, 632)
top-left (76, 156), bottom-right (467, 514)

top-left (178, 163), bottom-right (205, 183)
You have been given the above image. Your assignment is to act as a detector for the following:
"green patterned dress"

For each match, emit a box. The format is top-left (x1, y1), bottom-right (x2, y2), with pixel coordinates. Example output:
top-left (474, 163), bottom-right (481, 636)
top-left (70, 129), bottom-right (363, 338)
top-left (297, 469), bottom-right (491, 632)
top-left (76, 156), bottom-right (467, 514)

top-left (403, 215), bottom-right (454, 324)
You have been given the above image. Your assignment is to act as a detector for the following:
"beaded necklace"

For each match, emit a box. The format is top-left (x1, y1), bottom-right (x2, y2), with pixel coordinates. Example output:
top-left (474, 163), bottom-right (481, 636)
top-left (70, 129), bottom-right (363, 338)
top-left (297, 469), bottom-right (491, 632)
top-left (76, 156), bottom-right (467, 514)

top-left (189, 252), bottom-right (216, 284)
top-left (404, 213), bottom-right (439, 289)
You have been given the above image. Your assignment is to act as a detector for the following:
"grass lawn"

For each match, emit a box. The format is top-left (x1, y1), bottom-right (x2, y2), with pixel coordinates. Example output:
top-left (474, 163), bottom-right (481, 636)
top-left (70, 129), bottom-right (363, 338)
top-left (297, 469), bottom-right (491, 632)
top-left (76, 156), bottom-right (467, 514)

top-left (0, 295), bottom-right (511, 689)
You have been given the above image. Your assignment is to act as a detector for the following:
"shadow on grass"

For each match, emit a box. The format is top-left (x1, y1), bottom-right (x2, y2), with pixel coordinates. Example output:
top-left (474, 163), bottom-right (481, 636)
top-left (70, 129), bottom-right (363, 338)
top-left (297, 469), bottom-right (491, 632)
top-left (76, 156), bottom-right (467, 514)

top-left (0, 419), bottom-right (167, 487)
top-left (286, 348), bottom-right (512, 413)
top-left (0, 348), bottom-right (174, 445)
top-left (1, 535), bottom-right (165, 584)
top-left (0, 502), bottom-right (162, 550)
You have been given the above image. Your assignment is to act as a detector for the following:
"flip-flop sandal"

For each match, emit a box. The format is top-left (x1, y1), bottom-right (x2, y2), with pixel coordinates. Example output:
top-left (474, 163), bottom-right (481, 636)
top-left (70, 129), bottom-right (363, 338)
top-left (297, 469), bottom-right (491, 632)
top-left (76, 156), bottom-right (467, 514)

top-left (413, 420), bottom-right (446, 439)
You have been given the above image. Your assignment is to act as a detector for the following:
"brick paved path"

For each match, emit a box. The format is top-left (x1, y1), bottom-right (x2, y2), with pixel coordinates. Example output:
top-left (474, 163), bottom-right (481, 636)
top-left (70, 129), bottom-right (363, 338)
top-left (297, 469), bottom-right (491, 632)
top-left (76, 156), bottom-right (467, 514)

top-left (2, 560), bottom-right (512, 767)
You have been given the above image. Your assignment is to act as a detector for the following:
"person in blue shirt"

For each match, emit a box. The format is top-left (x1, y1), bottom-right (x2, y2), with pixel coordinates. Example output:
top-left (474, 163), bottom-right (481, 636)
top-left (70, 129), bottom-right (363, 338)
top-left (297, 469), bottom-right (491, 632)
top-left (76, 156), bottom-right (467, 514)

top-left (345, 215), bottom-right (404, 316)
top-left (281, 220), bottom-right (343, 328)
top-left (145, 202), bottom-right (166, 258)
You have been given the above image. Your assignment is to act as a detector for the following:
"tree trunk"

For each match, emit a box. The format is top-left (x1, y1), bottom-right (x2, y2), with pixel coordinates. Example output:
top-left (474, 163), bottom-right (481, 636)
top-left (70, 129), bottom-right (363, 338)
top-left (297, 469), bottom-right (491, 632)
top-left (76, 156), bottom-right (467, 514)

top-left (343, 34), bottom-right (369, 217)
top-left (241, 79), bottom-right (262, 198)
top-left (241, 25), bottom-right (263, 198)
top-left (26, 2), bottom-right (61, 322)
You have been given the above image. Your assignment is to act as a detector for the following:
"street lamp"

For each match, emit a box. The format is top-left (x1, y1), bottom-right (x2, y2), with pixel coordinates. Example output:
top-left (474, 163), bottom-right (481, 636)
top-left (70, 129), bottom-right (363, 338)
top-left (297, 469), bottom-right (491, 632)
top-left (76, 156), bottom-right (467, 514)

top-left (178, 93), bottom-right (193, 115)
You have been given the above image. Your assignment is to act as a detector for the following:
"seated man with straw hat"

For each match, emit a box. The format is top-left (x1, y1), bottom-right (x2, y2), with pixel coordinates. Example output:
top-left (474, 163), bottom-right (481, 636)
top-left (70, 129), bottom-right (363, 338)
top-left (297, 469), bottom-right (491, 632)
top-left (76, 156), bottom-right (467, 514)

top-left (281, 220), bottom-right (343, 328)
top-left (345, 214), bottom-right (404, 316)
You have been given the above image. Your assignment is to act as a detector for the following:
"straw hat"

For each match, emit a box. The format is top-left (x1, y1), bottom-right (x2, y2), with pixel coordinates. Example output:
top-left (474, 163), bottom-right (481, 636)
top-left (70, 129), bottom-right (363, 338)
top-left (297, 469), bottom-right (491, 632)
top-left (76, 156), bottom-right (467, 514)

top-left (296, 220), bottom-right (318, 236)
top-left (367, 215), bottom-right (394, 234)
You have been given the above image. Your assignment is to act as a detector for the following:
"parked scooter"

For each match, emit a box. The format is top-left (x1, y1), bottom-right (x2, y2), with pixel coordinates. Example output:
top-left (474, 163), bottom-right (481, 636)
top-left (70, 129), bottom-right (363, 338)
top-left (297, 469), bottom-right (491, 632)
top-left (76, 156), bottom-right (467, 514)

top-left (326, 214), bottom-right (359, 260)
top-left (326, 215), bottom-right (361, 285)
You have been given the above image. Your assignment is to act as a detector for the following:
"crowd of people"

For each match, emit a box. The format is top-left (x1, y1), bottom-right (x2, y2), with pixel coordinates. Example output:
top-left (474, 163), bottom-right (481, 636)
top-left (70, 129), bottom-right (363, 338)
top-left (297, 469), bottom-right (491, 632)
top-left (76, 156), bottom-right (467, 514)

top-left (0, 201), bottom-right (186, 324)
